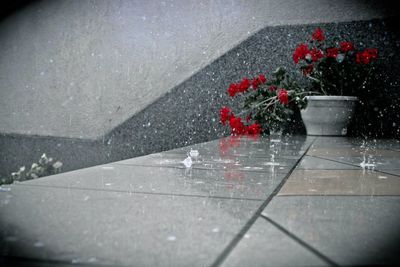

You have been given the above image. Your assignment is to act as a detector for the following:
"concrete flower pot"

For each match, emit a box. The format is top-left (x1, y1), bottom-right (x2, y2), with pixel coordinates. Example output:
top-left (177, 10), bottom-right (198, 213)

top-left (300, 96), bottom-right (358, 136)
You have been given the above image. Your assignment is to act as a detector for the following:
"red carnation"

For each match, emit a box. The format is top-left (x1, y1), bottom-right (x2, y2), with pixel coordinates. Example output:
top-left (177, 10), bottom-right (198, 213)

top-left (229, 117), bottom-right (246, 135)
top-left (258, 74), bottom-right (267, 83)
top-left (365, 48), bottom-right (378, 59)
top-left (220, 107), bottom-right (233, 125)
top-left (227, 83), bottom-right (238, 97)
top-left (355, 48), bottom-right (378, 64)
top-left (312, 28), bottom-right (325, 42)
top-left (326, 47), bottom-right (340, 58)
top-left (252, 78), bottom-right (261, 89)
top-left (251, 74), bottom-right (267, 89)
top-left (340, 41), bottom-right (355, 52)
top-left (269, 85), bottom-right (277, 91)
top-left (293, 43), bottom-right (310, 64)
top-left (246, 123), bottom-right (262, 135)
top-left (277, 89), bottom-right (289, 105)
top-left (310, 48), bottom-right (324, 62)
top-left (238, 78), bottom-right (250, 93)
top-left (302, 64), bottom-right (314, 76)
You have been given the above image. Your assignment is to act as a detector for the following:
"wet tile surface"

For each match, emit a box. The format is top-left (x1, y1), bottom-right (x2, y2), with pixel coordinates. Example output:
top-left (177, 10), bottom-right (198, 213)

top-left (0, 185), bottom-right (261, 267)
top-left (279, 169), bottom-right (400, 196)
top-left (296, 155), bottom-right (359, 170)
top-left (22, 164), bottom-right (287, 200)
top-left (2, 135), bottom-right (400, 266)
top-left (262, 196), bottom-right (400, 266)
top-left (221, 219), bottom-right (327, 267)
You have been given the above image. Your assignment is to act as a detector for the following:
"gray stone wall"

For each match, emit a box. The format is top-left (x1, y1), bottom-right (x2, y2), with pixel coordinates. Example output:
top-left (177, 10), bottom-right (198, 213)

top-left (2, 17), bottom-right (400, 178)
top-left (0, 0), bottom-right (398, 139)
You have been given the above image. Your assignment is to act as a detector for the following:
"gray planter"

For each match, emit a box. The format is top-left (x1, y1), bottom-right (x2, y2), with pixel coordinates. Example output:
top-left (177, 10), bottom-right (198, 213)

top-left (300, 96), bottom-right (358, 136)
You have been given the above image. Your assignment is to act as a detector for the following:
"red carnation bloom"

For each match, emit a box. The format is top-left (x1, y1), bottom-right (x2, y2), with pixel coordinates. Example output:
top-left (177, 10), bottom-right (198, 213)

top-left (302, 64), bottom-right (314, 76)
top-left (326, 47), bottom-right (340, 58)
top-left (227, 83), bottom-right (238, 97)
top-left (246, 123), bottom-right (262, 135)
top-left (229, 117), bottom-right (246, 135)
top-left (277, 89), bottom-right (289, 105)
top-left (310, 48), bottom-right (324, 62)
top-left (220, 107), bottom-right (233, 125)
top-left (355, 48), bottom-right (378, 64)
top-left (252, 78), bottom-right (261, 89)
top-left (293, 43), bottom-right (310, 64)
top-left (251, 74), bottom-right (267, 89)
top-left (258, 74), bottom-right (267, 83)
top-left (340, 41), bottom-right (355, 52)
top-left (269, 85), bottom-right (277, 91)
top-left (312, 28), bottom-right (325, 42)
top-left (238, 78), bottom-right (250, 93)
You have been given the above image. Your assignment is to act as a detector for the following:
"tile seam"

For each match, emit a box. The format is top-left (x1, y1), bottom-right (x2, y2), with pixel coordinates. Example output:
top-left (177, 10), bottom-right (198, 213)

top-left (11, 183), bottom-right (264, 202)
top-left (209, 137), bottom-right (317, 267)
top-left (307, 155), bottom-right (400, 178)
top-left (259, 214), bottom-right (339, 267)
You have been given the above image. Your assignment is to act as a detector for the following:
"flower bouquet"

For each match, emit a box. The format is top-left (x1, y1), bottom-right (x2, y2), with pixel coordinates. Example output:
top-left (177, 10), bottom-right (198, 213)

top-left (220, 27), bottom-right (378, 136)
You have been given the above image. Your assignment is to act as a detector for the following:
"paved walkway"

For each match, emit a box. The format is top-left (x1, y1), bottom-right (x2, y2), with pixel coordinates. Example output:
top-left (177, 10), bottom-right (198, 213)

top-left (1, 135), bottom-right (399, 266)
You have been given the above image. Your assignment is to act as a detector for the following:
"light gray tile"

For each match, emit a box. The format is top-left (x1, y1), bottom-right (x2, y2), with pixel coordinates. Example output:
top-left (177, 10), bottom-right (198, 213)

top-left (0, 184), bottom-right (261, 267)
top-left (311, 155), bottom-right (400, 176)
top-left (262, 196), bottom-right (400, 266)
top-left (21, 164), bottom-right (287, 200)
top-left (163, 136), bottom-right (314, 159)
top-left (221, 219), bottom-right (327, 267)
top-left (279, 169), bottom-right (400, 196)
top-left (297, 156), bottom-right (359, 170)
top-left (115, 152), bottom-right (297, 171)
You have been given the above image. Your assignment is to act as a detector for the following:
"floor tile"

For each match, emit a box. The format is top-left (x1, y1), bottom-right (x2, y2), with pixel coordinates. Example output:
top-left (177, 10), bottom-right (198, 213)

top-left (21, 163), bottom-right (287, 200)
top-left (0, 185), bottom-right (261, 267)
top-left (278, 169), bottom-right (400, 196)
top-left (221, 219), bottom-right (327, 267)
top-left (262, 196), bottom-right (400, 266)
top-left (114, 151), bottom-right (297, 171)
top-left (164, 136), bottom-right (314, 159)
top-left (311, 155), bottom-right (400, 176)
top-left (296, 156), bottom-right (359, 170)
top-left (307, 147), bottom-right (400, 158)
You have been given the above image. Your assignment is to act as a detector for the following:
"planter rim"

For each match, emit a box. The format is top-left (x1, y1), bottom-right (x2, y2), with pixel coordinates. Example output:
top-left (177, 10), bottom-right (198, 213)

top-left (305, 95), bottom-right (358, 101)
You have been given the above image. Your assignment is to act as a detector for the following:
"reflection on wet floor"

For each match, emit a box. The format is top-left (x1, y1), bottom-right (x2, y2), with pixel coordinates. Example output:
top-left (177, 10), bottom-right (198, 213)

top-left (1, 135), bottom-right (400, 266)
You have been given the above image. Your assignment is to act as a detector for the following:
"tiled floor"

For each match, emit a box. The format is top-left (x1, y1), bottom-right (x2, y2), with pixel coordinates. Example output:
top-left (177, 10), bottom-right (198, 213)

top-left (1, 135), bottom-right (399, 266)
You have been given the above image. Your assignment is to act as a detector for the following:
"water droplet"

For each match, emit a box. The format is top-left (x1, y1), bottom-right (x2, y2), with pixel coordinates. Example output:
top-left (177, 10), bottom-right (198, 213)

top-left (167, 235), bottom-right (176, 241)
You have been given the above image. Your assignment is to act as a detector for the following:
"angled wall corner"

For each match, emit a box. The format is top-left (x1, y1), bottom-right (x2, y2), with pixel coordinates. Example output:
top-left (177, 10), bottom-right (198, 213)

top-left (0, 0), bottom-right (398, 139)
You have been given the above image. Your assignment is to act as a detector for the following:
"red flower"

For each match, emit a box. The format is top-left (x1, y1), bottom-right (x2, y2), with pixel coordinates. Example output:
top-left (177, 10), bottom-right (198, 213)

top-left (312, 28), bottom-right (325, 42)
top-left (252, 78), bottom-right (261, 89)
top-left (269, 85), bottom-right (277, 91)
top-left (238, 78), bottom-right (250, 93)
top-left (258, 74), bottom-right (267, 83)
top-left (302, 64), bottom-right (314, 76)
top-left (310, 48), bottom-right (323, 62)
top-left (227, 83), bottom-right (238, 97)
top-left (277, 89), bottom-right (289, 105)
top-left (220, 107), bottom-right (233, 125)
top-left (355, 48), bottom-right (378, 64)
top-left (293, 43), bottom-right (310, 64)
top-left (326, 47), bottom-right (340, 58)
top-left (246, 123), bottom-right (262, 135)
top-left (365, 48), bottom-right (378, 59)
top-left (251, 74), bottom-right (267, 89)
top-left (340, 41), bottom-right (355, 52)
top-left (229, 117), bottom-right (246, 135)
